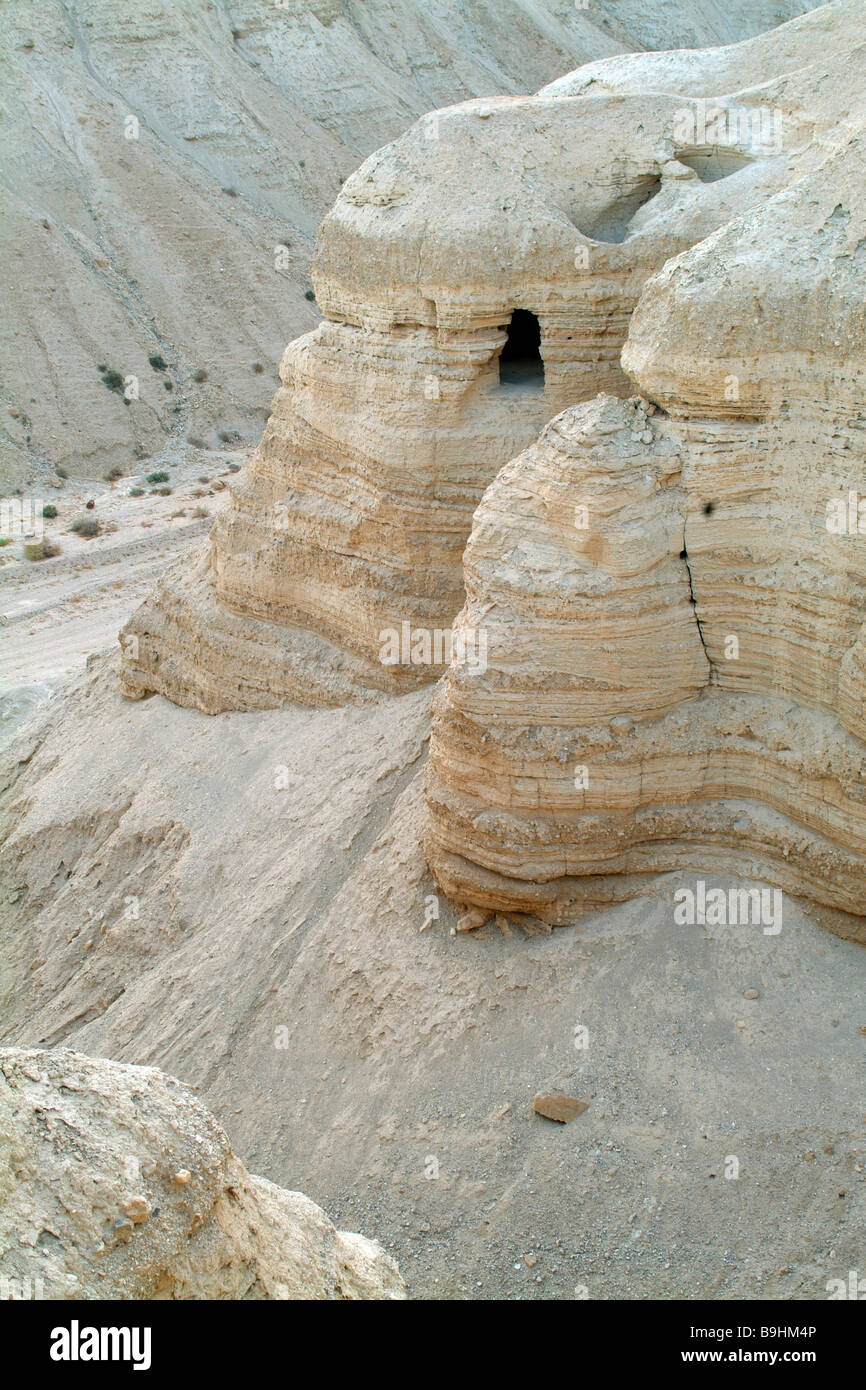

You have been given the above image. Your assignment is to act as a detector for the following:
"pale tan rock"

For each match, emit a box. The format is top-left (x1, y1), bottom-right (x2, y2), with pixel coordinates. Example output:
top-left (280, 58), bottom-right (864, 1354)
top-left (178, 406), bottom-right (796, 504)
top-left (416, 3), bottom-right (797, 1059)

top-left (118, 10), bottom-right (803, 711)
top-left (0, 1048), bottom-right (404, 1300)
top-left (425, 4), bottom-right (866, 926)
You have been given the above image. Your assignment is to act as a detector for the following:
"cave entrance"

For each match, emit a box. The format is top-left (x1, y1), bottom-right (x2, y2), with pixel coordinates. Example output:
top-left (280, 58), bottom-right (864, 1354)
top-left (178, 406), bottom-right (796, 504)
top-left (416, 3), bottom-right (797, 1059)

top-left (498, 309), bottom-right (544, 390)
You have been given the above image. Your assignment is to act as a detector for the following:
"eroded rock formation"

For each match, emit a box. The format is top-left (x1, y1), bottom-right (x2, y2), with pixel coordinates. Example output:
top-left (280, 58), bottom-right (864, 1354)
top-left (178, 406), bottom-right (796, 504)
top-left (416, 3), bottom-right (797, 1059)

top-left (0, 1047), bottom-right (404, 1299)
top-left (425, 3), bottom-right (866, 925)
top-left (118, 10), bottom-right (806, 709)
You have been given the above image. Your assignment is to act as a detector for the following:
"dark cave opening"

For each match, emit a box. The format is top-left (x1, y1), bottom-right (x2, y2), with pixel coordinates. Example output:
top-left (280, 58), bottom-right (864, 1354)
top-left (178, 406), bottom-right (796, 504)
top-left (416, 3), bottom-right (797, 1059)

top-left (499, 309), bottom-right (545, 390)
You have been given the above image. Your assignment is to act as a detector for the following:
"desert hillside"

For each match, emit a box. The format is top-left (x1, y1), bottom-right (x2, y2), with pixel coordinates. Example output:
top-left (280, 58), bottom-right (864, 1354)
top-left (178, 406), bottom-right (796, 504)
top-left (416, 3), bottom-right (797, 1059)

top-left (1, 0), bottom-right (819, 485)
top-left (2, 2), bottom-right (865, 1306)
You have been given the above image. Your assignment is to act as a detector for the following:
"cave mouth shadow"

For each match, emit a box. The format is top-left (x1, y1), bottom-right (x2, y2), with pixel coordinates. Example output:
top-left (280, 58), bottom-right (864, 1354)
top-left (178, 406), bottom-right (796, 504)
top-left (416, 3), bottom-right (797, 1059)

top-left (498, 309), bottom-right (545, 390)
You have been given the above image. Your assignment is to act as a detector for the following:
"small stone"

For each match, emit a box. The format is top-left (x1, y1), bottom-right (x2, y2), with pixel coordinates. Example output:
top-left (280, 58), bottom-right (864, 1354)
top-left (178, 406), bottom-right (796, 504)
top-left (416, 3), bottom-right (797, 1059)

top-left (457, 908), bottom-right (489, 933)
top-left (173, 1169), bottom-right (191, 1186)
top-left (523, 1253), bottom-right (537, 1268)
top-left (743, 989), bottom-right (759, 1000)
top-left (803, 1151), bottom-right (816, 1162)
top-left (123, 1197), bottom-right (150, 1225)
top-left (532, 1094), bottom-right (589, 1123)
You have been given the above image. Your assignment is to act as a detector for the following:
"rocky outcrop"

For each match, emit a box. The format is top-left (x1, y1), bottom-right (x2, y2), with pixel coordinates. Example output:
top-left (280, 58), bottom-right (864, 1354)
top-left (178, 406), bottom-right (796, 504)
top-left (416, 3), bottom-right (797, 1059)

top-left (119, 18), bottom-right (803, 709)
top-left (424, 4), bottom-right (866, 926)
top-left (0, 1047), bottom-right (404, 1299)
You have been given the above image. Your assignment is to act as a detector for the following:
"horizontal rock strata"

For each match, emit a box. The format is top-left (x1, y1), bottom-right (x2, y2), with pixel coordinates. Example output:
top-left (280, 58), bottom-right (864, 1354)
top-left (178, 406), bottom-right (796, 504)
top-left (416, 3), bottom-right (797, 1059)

top-left (120, 62), bottom-right (793, 709)
top-left (425, 89), bottom-right (866, 923)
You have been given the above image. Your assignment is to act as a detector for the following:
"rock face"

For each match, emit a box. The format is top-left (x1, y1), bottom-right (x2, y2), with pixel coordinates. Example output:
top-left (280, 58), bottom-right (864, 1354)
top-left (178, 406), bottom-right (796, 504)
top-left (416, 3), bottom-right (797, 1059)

top-left (0, 1047), bottom-right (404, 1300)
top-left (118, 9), bottom-right (809, 710)
top-left (425, 3), bottom-right (866, 926)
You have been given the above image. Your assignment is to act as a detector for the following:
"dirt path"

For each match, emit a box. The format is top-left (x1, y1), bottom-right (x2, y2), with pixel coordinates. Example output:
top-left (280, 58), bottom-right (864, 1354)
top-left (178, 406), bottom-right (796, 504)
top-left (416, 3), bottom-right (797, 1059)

top-left (0, 449), bottom-right (239, 744)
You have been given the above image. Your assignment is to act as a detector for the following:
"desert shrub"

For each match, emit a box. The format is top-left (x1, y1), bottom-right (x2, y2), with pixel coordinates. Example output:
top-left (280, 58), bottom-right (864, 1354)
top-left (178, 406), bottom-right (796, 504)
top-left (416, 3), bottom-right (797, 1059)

top-left (197, 475), bottom-right (210, 484)
top-left (152, 486), bottom-right (172, 496)
top-left (25, 539), bottom-right (61, 561)
top-left (193, 368), bottom-right (208, 383)
top-left (129, 487), bottom-right (145, 497)
top-left (252, 362), bottom-right (264, 374)
top-left (164, 380), bottom-right (173, 390)
top-left (55, 467), bottom-right (68, 479)
top-left (148, 354), bottom-right (168, 371)
top-left (101, 370), bottom-right (124, 391)
top-left (218, 430), bottom-right (239, 444)
top-left (104, 467), bottom-right (124, 481)
top-left (70, 516), bottom-right (100, 537)
top-left (0, 537), bottom-right (11, 547)
top-left (41, 504), bottom-right (57, 518)
top-left (227, 463), bottom-right (240, 472)
top-left (171, 508), bottom-right (186, 518)
top-left (304, 290), bottom-right (316, 301)
top-left (193, 506), bottom-right (209, 518)
top-left (146, 471), bottom-right (169, 484)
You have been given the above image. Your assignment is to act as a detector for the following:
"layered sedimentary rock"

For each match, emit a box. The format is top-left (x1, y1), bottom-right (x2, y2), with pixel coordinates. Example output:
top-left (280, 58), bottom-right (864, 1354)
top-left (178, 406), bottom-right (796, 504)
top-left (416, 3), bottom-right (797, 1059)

top-left (0, 1047), bottom-right (404, 1300)
top-left (118, 18), bottom-right (803, 709)
top-left (425, 27), bottom-right (866, 923)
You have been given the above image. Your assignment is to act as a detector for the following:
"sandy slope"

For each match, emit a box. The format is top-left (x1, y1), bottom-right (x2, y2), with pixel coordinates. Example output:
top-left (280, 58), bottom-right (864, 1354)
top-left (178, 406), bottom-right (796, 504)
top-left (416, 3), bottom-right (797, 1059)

top-left (1, 654), bottom-right (863, 1300)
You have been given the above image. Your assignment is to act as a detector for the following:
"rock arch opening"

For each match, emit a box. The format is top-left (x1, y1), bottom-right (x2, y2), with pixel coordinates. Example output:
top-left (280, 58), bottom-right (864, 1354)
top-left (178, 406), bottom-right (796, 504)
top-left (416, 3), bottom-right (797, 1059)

top-left (498, 309), bottom-right (544, 390)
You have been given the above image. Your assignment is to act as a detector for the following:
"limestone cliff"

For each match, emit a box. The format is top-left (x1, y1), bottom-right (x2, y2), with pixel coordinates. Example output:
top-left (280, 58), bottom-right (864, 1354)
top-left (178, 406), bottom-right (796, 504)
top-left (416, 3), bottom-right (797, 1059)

top-left (425, 2), bottom-right (866, 925)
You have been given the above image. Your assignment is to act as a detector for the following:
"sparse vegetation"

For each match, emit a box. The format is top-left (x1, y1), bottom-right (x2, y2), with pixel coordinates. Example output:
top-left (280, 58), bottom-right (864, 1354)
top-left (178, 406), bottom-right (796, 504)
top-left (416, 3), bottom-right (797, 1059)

top-left (227, 463), bottom-right (241, 472)
top-left (25, 539), bottom-right (61, 561)
top-left (148, 354), bottom-right (168, 371)
top-left (188, 436), bottom-right (206, 449)
top-left (252, 362), bottom-right (264, 374)
top-left (304, 290), bottom-right (316, 301)
top-left (70, 516), bottom-right (100, 537)
top-left (129, 487), bottom-right (145, 497)
top-left (193, 506), bottom-right (209, 518)
top-left (146, 471), bottom-right (170, 484)
top-left (164, 380), bottom-right (173, 390)
top-left (152, 486), bottom-right (172, 496)
top-left (55, 467), bottom-right (68, 479)
top-left (104, 467), bottom-right (124, 482)
top-left (193, 368), bottom-right (208, 383)
top-left (41, 504), bottom-right (57, 518)
top-left (101, 369), bottom-right (124, 392)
